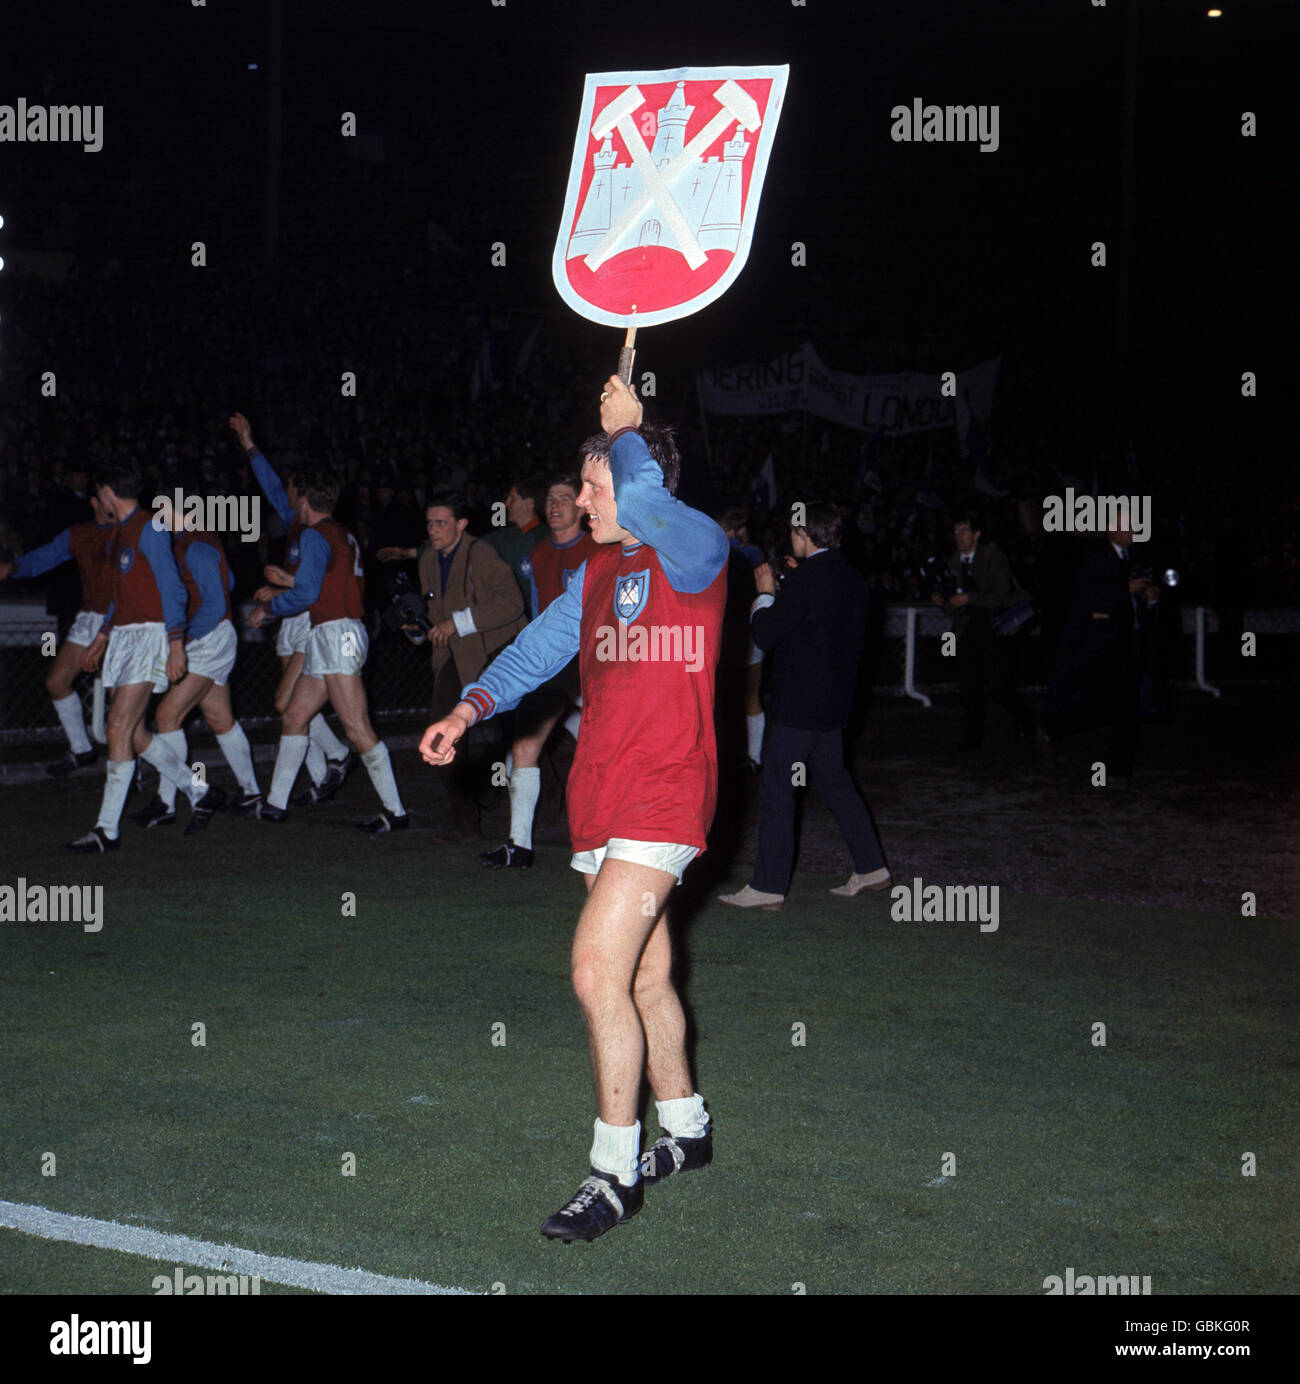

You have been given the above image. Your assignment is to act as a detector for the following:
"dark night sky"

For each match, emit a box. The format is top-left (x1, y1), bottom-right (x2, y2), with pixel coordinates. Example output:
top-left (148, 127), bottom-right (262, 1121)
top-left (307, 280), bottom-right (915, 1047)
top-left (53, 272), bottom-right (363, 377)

top-left (1, 0), bottom-right (1289, 448)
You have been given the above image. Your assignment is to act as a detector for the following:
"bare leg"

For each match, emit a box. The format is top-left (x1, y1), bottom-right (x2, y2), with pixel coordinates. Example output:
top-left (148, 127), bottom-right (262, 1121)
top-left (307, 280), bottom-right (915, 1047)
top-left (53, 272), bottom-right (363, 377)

top-left (573, 860), bottom-right (679, 1125)
top-left (321, 672), bottom-right (379, 755)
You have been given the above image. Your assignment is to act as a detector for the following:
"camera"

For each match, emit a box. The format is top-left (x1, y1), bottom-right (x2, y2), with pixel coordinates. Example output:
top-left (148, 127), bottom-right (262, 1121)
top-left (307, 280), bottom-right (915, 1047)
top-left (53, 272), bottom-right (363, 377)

top-left (381, 570), bottom-right (432, 637)
top-left (918, 554), bottom-right (961, 601)
top-left (1132, 563), bottom-right (1180, 590)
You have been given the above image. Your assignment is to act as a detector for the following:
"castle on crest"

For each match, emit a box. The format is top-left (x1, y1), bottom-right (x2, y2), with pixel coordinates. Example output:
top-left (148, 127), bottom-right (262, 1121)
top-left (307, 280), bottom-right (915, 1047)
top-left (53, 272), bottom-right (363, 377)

top-left (568, 82), bottom-right (751, 264)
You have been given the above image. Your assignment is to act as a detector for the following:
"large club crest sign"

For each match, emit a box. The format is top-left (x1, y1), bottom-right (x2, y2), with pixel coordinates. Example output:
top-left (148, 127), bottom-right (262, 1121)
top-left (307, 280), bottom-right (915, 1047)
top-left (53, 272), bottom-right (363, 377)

top-left (553, 66), bottom-right (788, 329)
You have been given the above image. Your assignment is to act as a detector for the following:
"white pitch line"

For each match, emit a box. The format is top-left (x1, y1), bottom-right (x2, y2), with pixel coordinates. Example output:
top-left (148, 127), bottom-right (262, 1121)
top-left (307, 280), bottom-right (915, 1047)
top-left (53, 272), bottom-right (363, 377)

top-left (0, 1200), bottom-right (471, 1295)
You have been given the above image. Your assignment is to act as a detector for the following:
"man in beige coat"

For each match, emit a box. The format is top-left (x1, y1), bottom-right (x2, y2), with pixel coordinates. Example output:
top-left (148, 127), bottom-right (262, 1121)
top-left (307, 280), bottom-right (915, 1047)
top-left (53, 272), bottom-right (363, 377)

top-left (409, 488), bottom-right (526, 835)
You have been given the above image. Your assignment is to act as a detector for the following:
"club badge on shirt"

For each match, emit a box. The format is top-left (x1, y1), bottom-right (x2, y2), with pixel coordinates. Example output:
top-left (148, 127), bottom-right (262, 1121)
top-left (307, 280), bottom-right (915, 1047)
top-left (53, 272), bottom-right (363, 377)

top-left (117, 547), bottom-right (134, 573)
top-left (615, 569), bottom-right (650, 624)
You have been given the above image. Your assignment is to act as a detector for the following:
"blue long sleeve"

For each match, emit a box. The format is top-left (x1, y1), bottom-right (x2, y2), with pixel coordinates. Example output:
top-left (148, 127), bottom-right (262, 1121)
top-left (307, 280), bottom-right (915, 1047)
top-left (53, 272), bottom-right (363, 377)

top-left (266, 527), bottom-right (328, 617)
top-left (138, 520), bottom-right (189, 637)
top-left (183, 541), bottom-right (227, 641)
top-left (250, 449), bottom-right (293, 527)
top-left (609, 430), bottom-right (728, 594)
top-left (13, 528), bottom-right (73, 579)
top-left (462, 562), bottom-right (585, 721)
top-left (529, 569), bottom-right (541, 622)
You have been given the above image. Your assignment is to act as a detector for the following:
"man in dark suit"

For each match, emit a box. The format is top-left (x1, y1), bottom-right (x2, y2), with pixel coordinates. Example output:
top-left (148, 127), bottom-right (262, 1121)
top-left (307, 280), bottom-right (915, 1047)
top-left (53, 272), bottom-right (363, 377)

top-left (935, 509), bottom-right (1031, 749)
top-left (1042, 509), bottom-right (1161, 778)
top-left (718, 502), bottom-right (890, 909)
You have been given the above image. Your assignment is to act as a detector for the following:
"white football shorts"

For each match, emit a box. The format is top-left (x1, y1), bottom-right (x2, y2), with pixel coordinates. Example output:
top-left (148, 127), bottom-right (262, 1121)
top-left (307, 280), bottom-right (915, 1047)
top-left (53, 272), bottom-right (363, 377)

top-left (184, 619), bottom-right (238, 686)
top-left (275, 609), bottom-right (312, 658)
top-left (102, 622), bottom-right (170, 693)
top-left (570, 838), bottom-right (700, 884)
top-left (303, 617), bottom-right (368, 679)
top-left (66, 609), bottom-right (106, 647)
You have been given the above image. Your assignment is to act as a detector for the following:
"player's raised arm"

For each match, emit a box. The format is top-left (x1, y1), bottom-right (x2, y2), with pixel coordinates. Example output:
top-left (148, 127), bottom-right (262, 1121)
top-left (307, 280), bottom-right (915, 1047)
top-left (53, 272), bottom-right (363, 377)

top-left (232, 413), bottom-right (294, 527)
top-left (599, 376), bottom-right (728, 594)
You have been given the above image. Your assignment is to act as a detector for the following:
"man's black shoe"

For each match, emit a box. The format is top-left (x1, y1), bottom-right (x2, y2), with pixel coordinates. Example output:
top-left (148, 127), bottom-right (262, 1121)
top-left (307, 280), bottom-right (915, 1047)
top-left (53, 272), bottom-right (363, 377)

top-left (357, 811), bottom-right (409, 833)
top-left (640, 1121), bottom-right (714, 1186)
top-left (47, 748), bottom-right (99, 776)
top-left (479, 840), bottom-right (534, 870)
top-left (290, 779), bottom-right (328, 807)
top-left (259, 803), bottom-right (288, 823)
top-left (184, 785), bottom-right (227, 836)
top-left (128, 795), bottom-right (177, 828)
top-left (230, 792), bottom-right (264, 818)
top-left (62, 827), bottom-right (120, 854)
top-left (540, 1168), bottom-right (643, 1243)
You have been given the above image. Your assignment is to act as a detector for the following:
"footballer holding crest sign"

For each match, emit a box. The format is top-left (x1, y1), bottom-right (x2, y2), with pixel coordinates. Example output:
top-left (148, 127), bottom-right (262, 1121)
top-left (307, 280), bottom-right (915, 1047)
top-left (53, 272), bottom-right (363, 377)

top-left (421, 377), bottom-right (729, 1241)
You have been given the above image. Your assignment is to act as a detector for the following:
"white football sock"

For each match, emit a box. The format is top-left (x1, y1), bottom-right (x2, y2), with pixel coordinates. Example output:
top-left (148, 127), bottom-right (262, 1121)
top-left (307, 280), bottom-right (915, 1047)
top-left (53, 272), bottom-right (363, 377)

top-left (310, 713), bottom-right (348, 763)
top-left (361, 742), bottom-right (403, 815)
top-left (268, 734), bottom-right (310, 809)
top-left (153, 731), bottom-right (187, 809)
top-left (508, 766), bottom-right (541, 849)
top-left (746, 713), bottom-right (765, 763)
top-left (504, 749), bottom-right (514, 779)
top-left (590, 1118), bottom-right (641, 1187)
top-left (95, 759), bottom-right (135, 838)
top-left (304, 741), bottom-right (327, 786)
top-left (656, 1093), bottom-right (709, 1140)
top-left (142, 734), bottom-right (205, 806)
top-left (216, 725), bottom-right (260, 796)
top-left (564, 708), bottom-right (582, 741)
top-left (53, 692), bottom-right (92, 755)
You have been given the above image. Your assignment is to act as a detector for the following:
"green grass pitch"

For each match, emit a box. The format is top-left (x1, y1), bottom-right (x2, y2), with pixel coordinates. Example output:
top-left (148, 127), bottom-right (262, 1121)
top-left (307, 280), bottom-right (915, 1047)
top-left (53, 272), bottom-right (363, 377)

top-left (1, 775), bottom-right (1295, 1295)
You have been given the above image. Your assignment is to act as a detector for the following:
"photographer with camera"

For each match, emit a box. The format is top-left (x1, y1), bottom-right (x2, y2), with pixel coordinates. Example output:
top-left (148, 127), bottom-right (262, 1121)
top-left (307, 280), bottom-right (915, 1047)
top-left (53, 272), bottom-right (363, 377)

top-left (718, 501), bottom-right (891, 909)
top-left (400, 489), bottom-right (525, 837)
top-left (931, 509), bottom-right (1033, 751)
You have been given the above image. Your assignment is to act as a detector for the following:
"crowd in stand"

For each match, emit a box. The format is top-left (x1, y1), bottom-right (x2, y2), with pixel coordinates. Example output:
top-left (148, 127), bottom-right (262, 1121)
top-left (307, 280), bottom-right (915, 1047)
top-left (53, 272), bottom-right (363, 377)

top-left (2, 255), bottom-right (1296, 632)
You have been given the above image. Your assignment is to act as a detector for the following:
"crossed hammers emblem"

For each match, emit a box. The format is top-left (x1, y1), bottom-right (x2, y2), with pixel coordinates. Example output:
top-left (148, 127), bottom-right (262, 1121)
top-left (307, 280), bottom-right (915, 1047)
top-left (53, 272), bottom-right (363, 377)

top-left (583, 79), bottom-right (763, 273)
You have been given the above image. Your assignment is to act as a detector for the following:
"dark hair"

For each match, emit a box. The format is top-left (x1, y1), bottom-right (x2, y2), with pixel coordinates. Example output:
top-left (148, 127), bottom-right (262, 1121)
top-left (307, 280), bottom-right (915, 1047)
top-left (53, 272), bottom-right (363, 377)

top-left (427, 487), bottom-right (471, 522)
top-left (578, 433), bottom-right (611, 464)
top-left (640, 423), bottom-right (680, 497)
top-left (548, 472), bottom-right (582, 497)
top-left (298, 468), bottom-right (341, 514)
top-left (952, 507), bottom-right (985, 535)
top-left (95, 463), bottom-right (142, 501)
top-left (798, 501), bottom-right (843, 551)
top-left (719, 506), bottom-right (749, 535)
top-left (513, 475), bottom-right (548, 518)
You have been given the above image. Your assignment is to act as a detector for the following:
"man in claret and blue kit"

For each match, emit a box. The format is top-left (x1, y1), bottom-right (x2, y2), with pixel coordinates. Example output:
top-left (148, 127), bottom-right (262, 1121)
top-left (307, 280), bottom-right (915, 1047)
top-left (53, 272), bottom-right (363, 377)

top-left (420, 376), bottom-right (728, 1242)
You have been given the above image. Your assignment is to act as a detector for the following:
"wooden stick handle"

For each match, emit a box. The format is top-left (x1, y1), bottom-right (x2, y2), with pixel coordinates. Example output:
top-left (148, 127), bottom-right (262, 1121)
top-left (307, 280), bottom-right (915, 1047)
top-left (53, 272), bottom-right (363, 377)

top-left (617, 324), bottom-right (637, 386)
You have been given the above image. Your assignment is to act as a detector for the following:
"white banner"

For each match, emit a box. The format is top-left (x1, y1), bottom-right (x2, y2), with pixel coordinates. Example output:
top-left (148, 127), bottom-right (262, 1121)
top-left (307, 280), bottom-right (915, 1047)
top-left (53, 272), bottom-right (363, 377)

top-left (698, 344), bottom-right (999, 437)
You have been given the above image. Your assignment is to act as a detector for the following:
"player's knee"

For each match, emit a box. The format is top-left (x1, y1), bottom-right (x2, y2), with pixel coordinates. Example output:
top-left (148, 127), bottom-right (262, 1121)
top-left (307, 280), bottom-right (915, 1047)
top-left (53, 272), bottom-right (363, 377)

top-left (205, 714), bottom-right (234, 736)
top-left (571, 952), bottom-right (610, 1010)
top-left (512, 741), bottom-right (542, 768)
